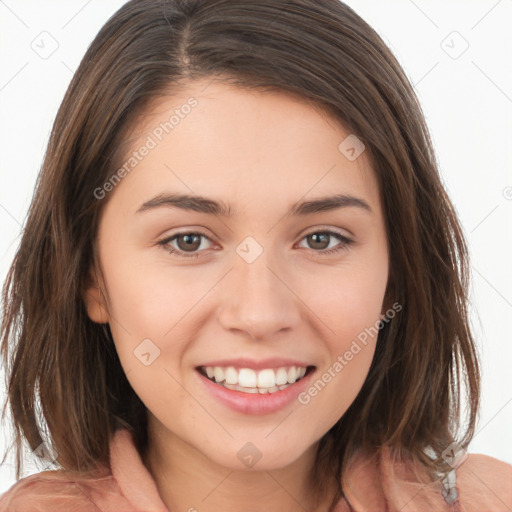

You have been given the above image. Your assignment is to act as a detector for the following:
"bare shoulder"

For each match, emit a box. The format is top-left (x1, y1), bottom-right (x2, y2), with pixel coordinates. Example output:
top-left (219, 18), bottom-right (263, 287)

top-left (456, 453), bottom-right (512, 511)
top-left (0, 468), bottom-right (125, 511)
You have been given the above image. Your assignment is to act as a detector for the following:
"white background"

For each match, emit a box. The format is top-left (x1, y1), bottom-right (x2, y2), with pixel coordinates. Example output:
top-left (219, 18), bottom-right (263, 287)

top-left (1, 0), bottom-right (511, 494)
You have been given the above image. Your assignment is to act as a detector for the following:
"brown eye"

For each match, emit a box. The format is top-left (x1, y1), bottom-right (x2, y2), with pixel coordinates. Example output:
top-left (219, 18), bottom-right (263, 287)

top-left (306, 233), bottom-right (330, 250)
top-left (175, 233), bottom-right (202, 252)
top-left (158, 231), bottom-right (213, 258)
top-left (298, 230), bottom-right (353, 255)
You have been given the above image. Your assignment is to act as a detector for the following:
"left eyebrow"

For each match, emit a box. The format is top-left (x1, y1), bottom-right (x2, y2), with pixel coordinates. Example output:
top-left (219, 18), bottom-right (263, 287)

top-left (134, 192), bottom-right (373, 217)
top-left (289, 194), bottom-right (372, 216)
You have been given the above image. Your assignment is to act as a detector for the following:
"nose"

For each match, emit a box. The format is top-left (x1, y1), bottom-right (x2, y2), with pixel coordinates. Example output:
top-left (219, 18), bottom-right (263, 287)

top-left (217, 249), bottom-right (301, 340)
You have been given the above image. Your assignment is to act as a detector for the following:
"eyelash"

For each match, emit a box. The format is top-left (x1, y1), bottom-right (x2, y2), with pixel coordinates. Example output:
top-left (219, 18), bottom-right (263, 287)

top-left (157, 229), bottom-right (353, 259)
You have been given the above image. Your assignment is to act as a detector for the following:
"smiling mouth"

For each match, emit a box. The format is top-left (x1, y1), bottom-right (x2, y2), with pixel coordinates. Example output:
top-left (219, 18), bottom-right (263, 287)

top-left (196, 365), bottom-right (316, 394)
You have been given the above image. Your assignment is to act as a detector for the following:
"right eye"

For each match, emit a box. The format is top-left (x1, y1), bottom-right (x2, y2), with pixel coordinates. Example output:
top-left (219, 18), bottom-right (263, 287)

top-left (157, 231), bottom-right (214, 258)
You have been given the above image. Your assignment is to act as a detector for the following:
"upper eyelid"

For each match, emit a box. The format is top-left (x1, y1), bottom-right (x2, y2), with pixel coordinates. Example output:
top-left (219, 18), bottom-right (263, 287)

top-left (162, 227), bottom-right (351, 241)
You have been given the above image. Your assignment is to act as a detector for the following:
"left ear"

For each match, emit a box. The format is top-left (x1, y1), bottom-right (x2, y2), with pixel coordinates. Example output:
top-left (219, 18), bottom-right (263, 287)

top-left (380, 261), bottom-right (396, 317)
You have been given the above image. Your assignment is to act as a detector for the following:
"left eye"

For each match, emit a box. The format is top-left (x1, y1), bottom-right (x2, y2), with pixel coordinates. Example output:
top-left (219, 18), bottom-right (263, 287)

top-left (297, 230), bottom-right (352, 254)
top-left (157, 229), bottom-right (353, 258)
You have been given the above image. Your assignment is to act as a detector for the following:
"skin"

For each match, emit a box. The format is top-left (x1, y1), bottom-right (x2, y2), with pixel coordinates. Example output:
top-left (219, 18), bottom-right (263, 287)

top-left (84, 78), bottom-right (389, 512)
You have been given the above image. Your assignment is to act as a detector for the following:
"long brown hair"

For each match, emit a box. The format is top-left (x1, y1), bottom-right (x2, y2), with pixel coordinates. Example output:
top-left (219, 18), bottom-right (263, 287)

top-left (1, 0), bottom-right (479, 506)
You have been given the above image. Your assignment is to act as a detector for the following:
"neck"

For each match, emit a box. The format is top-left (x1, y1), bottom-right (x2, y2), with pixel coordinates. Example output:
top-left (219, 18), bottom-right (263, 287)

top-left (141, 415), bottom-right (338, 512)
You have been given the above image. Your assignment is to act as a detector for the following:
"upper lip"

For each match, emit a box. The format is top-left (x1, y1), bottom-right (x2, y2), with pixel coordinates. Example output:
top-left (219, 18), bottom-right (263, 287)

top-left (196, 358), bottom-right (315, 371)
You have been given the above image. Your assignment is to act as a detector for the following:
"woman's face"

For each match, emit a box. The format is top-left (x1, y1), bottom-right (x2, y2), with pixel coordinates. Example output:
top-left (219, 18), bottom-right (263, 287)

top-left (85, 78), bottom-right (389, 471)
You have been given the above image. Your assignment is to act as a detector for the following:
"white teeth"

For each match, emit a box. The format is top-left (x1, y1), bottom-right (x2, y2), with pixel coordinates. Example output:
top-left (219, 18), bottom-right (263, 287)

top-left (201, 364), bottom-right (309, 391)
top-left (223, 383), bottom-right (289, 394)
top-left (238, 368), bottom-right (257, 388)
top-left (214, 367), bottom-right (224, 383)
top-left (275, 368), bottom-right (289, 385)
top-left (257, 369), bottom-right (275, 388)
top-left (224, 366), bottom-right (238, 385)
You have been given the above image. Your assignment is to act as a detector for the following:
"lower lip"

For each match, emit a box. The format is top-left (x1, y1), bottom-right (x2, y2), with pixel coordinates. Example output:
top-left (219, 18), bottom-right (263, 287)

top-left (195, 367), bottom-right (316, 415)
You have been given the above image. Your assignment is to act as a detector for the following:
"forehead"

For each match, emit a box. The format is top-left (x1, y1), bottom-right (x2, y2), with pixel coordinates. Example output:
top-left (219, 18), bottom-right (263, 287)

top-left (107, 78), bottom-right (380, 217)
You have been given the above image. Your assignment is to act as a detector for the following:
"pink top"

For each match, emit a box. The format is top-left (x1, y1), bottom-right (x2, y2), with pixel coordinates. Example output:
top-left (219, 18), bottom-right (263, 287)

top-left (1, 428), bottom-right (511, 511)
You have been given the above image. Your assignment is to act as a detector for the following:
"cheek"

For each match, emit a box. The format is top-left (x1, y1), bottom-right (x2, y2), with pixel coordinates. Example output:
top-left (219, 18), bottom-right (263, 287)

top-left (101, 257), bottom-right (199, 422)
top-left (302, 251), bottom-right (388, 344)
top-left (101, 248), bottom-right (213, 337)
top-left (295, 254), bottom-right (388, 416)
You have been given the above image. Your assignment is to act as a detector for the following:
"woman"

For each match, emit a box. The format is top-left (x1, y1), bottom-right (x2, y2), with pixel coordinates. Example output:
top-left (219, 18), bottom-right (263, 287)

top-left (1, 0), bottom-right (511, 510)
